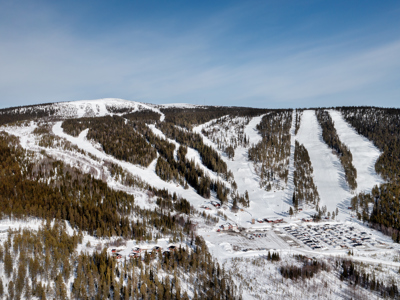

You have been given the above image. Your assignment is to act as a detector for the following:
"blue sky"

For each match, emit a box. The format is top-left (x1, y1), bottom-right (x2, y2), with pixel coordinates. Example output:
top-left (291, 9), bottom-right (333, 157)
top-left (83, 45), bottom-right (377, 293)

top-left (0, 0), bottom-right (399, 109)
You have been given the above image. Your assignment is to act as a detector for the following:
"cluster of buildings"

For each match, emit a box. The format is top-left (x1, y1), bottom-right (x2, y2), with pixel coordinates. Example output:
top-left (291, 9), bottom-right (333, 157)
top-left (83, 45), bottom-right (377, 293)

top-left (217, 223), bottom-right (238, 232)
top-left (110, 244), bottom-right (179, 260)
top-left (254, 217), bottom-right (283, 224)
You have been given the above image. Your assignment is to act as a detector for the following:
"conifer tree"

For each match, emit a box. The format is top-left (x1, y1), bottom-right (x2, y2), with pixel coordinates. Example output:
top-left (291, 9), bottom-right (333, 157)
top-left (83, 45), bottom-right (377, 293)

top-left (4, 250), bottom-right (12, 278)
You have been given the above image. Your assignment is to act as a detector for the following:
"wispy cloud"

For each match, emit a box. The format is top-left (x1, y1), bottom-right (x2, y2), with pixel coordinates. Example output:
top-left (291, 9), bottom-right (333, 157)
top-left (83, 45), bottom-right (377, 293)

top-left (0, 1), bottom-right (399, 108)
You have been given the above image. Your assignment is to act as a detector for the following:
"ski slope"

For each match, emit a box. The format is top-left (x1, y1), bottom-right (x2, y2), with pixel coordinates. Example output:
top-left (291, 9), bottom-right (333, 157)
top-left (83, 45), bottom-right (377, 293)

top-left (194, 114), bottom-right (295, 226)
top-left (296, 110), bottom-right (351, 216)
top-left (328, 110), bottom-right (384, 193)
top-left (147, 124), bottom-right (230, 186)
top-left (50, 121), bottom-right (216, 208)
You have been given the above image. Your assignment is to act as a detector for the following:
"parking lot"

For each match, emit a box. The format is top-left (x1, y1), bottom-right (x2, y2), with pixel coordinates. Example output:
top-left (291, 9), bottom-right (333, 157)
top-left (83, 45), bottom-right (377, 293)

top-left (210, 229), bottom-right (290, 251)
top-left (282, 223), bottom-right (388, 251)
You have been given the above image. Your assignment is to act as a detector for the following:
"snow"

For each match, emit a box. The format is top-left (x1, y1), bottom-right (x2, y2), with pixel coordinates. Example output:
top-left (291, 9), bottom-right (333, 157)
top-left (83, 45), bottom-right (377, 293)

top-left (2, 120), bottom-right (37, 148)
top-left (328, 110), bottom-right (384, 194)
top-left (59, 98), bottom-right (165, 121)
top-left (194, 114), bottom-right (294, 226)
top-left (296, 110), bottom-right (352, 215)
top-left (3, 98), bottom-right (165, 121)
top-left (2, 104), bottom-right (399, 300)
top-left (154, 103), bottom-right (203, 109)
top-left (0, 218), bottom-right (44, 234)
top-left (147, 124), bottom-right (180, 160)
top-left (51, 121), bottom-right (223, 210)
top-left (147, 124), bottom-right (230, 186)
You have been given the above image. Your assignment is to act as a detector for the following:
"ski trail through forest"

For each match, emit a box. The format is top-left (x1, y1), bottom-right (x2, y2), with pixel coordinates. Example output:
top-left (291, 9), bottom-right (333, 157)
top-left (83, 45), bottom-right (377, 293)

top-left (282, 110), bottom-right (296, 211)
top-left (328, 110), bottom-right (384, 194)
top-left (296, 110), bottom-right (351, 216)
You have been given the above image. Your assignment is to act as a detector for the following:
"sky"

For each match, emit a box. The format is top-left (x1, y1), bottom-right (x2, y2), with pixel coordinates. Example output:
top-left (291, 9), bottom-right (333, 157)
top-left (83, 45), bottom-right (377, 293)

top-left (0, 0), bottom-right (399, 109)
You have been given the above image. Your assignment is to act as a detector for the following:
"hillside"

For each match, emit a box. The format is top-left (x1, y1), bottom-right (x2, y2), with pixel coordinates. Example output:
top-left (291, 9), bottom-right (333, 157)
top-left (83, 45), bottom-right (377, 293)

top-left (0, 99), bottom-right (400, 299)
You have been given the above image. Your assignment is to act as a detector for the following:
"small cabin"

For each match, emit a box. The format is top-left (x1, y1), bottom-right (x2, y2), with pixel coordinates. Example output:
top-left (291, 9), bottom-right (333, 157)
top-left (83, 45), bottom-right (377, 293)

top-left (132, 247), bottom-right (142, 253)
top-left (221, 223), bottom-right (236, 230)
top-left (264, 218), bottom-right (283, 223)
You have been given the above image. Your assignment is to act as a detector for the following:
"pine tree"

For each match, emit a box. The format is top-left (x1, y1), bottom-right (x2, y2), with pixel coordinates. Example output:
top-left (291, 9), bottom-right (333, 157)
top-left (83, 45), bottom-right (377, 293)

top-left (24, 278), bottom-right (32, 300)
top-left (4, 250), bottom-right (12, 278)
top-left (8, 280), bottom-right (15, 300)
top-left (0, 278), bottom-right (3, 298)
top-left (292, 192), bottom-right (298, 210)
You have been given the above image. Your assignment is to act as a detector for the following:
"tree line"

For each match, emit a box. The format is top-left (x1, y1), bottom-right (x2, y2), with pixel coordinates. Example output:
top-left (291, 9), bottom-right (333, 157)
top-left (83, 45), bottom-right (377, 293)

top-left (0, 222), bottom-right (240, 300)
top-left (201, 115), bottom-right (252, 157)
top-left (62, 116), bottom-right (158, 167)
top-left (157, 122), bottom-right (232, 180)
top-left (160, 106), bottom-right (267, 130)
top-left (338, 107), bottom-right (400, 241)
top-left (339, 259), bottom-right (399, 298)
top-left (293, 140), bottom-right (320, 209)
top-left (248, 110), bottom-right (292, 191)
top-left (0, 129), bottom-right (240, 299)
top-left (294, 109), bottom-right (303, 135)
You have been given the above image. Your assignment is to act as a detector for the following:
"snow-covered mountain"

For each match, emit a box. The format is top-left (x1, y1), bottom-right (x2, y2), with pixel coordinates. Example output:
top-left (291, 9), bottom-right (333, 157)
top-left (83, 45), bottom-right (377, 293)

top-left (0, 100), bottom-right (399, 299)
top-left (0, 98), bottom-right (165, 120)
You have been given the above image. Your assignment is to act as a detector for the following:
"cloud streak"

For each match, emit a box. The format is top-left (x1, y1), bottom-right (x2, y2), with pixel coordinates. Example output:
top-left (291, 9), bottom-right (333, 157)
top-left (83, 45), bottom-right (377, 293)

top-left (0, 1), bottom-right (399, 108)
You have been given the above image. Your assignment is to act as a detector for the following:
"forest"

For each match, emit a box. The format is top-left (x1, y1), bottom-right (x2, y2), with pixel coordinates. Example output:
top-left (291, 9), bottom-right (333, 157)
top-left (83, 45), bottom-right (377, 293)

top-left (0, 222), bottom-right (239, 300)
top-left (0, 129), bottom-right (239, 299)
top-left (62, 116), bottom-right (158, 167)
top-left (160, 106), bottom-right (267, 130)
top-left (293, 140), bottom-right (320, 209)
top-left (201, 115), bottom-right (252, 157)
top-left (0, 102), bottom-right (58, 126)
top-left (2, 101), bottom-right (400, 298)
top-left (294, 109), bottom-right (303, 135)
top-left (157, 122), bottom-right (231, 180)
top-left (339, 107), bottom-right (400, 241)
top-left (248, 110), bottom-right (292, 191)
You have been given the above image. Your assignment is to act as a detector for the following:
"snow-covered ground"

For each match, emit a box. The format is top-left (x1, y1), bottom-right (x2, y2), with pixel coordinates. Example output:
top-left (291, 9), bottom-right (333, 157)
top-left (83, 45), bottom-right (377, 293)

top-left (2, 98), bottom-right (165, 121)
top-left (328, 110), bottom-right (383, 194)
top-left (194, 113), bottom-right (294, 227)
top-left (148, 124), bottom-right (231, 186)
top-left (51, 122), bottom-right (213, 207)
top-left (1, 102), bottom-right (398, 300)
top-left (296, 110), bottom-right (352, 216)
top-left (153, 103), bottom-right (203, 109)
